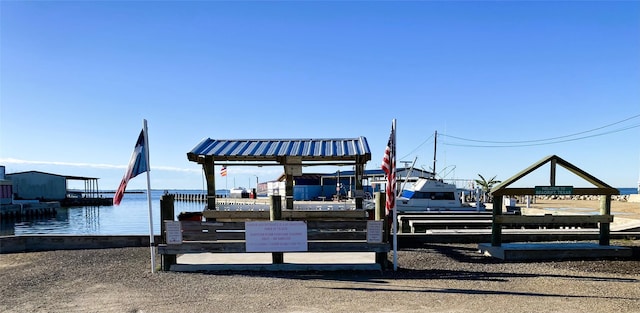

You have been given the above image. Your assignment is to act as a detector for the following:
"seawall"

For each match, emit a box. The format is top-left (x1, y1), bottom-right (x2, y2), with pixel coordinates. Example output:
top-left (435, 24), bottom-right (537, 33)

top-left (0, 235), bottom-right (162, 254)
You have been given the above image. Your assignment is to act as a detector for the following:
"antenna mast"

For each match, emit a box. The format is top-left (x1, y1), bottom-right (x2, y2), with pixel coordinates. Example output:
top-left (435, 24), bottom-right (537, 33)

top-left (432, 130), bottom-right (437, 177)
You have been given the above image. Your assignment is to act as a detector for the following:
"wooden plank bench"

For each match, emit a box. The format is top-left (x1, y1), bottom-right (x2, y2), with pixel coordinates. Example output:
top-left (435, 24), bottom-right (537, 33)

top-left (176, 220), bottom-right (372, 242)
top-left (157, 218), bottom-right (390, 269)
top-left (202, 209), bottom-right (368, 221)
top-left (408, 219), bottom-right (494, 233)
top-left (160, 241), bottom-right (391, 254)
top-left (403, 214), bottom-right (611, 234)
top-left (397, 213), bottom-right (492, 233)
top-left (494, 214), bottom-right (613, 229)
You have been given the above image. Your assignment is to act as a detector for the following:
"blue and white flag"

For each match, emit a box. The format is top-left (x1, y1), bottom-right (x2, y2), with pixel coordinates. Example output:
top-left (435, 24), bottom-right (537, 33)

top-left (113, 129), bottom-right (148, 205)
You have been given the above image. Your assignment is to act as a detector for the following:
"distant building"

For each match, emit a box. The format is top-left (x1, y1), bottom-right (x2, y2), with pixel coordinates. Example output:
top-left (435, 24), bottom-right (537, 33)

top-left (267, 168), bottom-right (435, 201)
top-left (0, 166), bottom-right (12, 205)
top-left (6, 171), bottom-right (67, 201)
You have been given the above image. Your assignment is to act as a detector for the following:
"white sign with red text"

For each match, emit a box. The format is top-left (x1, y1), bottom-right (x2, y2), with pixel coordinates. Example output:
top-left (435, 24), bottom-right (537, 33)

top-left (245, 221), bottom-right (308, 252)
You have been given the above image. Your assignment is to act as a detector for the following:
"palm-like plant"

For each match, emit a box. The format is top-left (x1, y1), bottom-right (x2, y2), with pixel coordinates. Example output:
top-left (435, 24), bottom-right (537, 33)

top-left (474, 174), bottom-right (501, 202)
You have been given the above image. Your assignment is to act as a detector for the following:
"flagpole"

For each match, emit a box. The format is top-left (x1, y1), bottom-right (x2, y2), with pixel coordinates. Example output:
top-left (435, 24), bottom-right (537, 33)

top-left (392, 119), bottom-right (398, 271)
top-left (143, 119), bottom-right (155, 273)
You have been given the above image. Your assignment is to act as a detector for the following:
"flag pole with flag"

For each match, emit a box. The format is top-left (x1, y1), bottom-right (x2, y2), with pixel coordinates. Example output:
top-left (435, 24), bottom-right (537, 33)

top-left (382, 119), bottom-right (398, 271)
top-left (221, 165), bottom-right (228, 190)
top-left (114, 119), bottom-right (155, 273)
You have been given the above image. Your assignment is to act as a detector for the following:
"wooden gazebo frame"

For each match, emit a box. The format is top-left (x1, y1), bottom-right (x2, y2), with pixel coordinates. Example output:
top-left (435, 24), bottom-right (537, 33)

top-left (489, 155), bottom-right (619, 247)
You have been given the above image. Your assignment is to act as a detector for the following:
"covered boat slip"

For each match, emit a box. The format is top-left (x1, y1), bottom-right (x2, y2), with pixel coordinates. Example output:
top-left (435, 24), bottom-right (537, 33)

top-left (158, 137), bottom-right (391, 271)
top-left (478, 155), bottom-right (632, 260)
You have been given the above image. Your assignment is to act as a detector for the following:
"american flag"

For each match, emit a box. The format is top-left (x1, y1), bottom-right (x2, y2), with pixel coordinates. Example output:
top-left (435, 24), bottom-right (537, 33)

top-left (220, 166), bottom-right (227, 177)
top-left (382, 123), bottom-right (396, 215)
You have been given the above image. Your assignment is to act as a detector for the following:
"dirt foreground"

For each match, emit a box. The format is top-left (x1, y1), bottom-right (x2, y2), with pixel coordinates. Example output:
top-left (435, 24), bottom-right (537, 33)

top-left (1, 241), bottom-right (639, 313)
top-left (1, 198), bottom-right (639, 313)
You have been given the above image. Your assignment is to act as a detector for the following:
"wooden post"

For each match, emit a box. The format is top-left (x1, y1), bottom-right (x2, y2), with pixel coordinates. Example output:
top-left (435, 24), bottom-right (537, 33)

top-left (203, 160), bottom-right (217, 214)
top-left (375, 191), bottom-right (386, 222)
top-left (160, 193), bottom-right (176, 271)
top-left (599, 195), bottom-right (611, 246)
top-left (270, 195), bottom-right (284, 264)
top-left (355, 163), bottom-right (364, 210)
top-left (550, 158), bottom-right (556, 186)
top-left (375, 191), bottom-right (388, 268)
top-left (285, 174), bottom-right (294, 210)
top-left (491, 196), bottom-right (503, 246)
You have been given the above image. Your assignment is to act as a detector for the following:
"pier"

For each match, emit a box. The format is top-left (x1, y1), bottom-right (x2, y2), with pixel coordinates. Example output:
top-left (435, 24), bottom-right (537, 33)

top-left (0, 202), bottom-right (59, 220)
top-left (173, 193), bottom-right (208, 202)
top-left (172, 193), bottom-right (360, 211)
top-left (60, 197), bottom-right (113, 207)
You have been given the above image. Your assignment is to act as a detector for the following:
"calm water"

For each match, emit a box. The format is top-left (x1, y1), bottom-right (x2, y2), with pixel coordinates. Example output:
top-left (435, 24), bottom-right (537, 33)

top-left (2, 188), bottom-right (637, 236)
top-left (1, 190), bottom-right (210, 236)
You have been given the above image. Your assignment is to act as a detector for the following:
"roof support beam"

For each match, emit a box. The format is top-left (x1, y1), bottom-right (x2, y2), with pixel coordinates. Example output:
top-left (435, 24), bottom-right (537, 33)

top-left (202, 159), bottom-right (216, 211)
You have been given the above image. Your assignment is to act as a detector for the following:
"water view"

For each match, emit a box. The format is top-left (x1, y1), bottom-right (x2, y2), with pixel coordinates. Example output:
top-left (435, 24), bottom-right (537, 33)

top-left (1, 188), bottom-right (637, 236)
top-left (1, 190), bottom-right (209, 236)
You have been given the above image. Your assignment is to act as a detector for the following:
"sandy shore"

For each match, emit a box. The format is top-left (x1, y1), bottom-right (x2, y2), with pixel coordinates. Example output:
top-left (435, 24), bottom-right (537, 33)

top-left (525, 198), bottom-right (640, 222)
top-left (528, 198), bottom-right (640, 211)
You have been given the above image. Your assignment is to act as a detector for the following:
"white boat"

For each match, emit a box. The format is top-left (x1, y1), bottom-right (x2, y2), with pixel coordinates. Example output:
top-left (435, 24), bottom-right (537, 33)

top-left (370, 130), bottom-right (485, 213)
top-left (395, 177), bottom-right (483, 212)
top-left (229, 187), bottom-right (249, 198)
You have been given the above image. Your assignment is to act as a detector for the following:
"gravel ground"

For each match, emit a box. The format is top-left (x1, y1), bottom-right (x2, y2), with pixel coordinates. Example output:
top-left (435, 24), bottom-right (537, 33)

top-left (2, 240), bottom-right (639, 313)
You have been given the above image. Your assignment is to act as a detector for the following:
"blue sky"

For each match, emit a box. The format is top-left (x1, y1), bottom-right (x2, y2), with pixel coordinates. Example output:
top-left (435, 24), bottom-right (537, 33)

top-left (1, 1), bottom-right (639, 191)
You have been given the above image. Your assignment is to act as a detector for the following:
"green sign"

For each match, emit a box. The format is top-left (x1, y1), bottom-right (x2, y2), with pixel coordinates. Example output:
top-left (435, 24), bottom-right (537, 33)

top-left (534, 186), bottom-right (573, 195)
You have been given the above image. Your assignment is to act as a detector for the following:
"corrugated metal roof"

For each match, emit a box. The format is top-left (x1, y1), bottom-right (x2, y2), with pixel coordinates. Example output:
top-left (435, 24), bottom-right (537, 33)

top-left (187, 137), bottom-right (371, 163)
top-left (7, 171), bottom-right (99, 180)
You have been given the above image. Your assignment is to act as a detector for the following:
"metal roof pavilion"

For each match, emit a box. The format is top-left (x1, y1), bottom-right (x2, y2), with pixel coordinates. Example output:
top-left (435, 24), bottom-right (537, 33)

top-left (187, 137), bottom-right (371, 166)
top-left (187, 137), bottom-right (372, 210)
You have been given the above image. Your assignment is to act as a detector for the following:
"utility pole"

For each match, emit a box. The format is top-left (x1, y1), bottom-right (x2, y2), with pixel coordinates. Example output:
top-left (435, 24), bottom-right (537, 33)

top-left (433, 130), bottom-right (437, 176)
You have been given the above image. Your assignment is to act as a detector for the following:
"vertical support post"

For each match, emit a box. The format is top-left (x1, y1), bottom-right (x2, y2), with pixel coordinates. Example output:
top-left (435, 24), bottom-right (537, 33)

top-left (491, 196), bottom-right (503, 246)
top-left (270, 195), bottom-right (284, 264)
top-left (285, 174), bottom-right (294, 210)
top-left (203, 160), bottom-right (216, 214)
top-left (550, 158), bottom-right (556, 186)
top-left (375, 191), bottom-right (385, 222)
top-left (375, 191), bottom-right (388, 268)
top-left (355, 163), bottom-right (364, 210)
top-left (160, 193), bottom-right (176, 271)
top-left (599, 195), bottom-right (611, 246)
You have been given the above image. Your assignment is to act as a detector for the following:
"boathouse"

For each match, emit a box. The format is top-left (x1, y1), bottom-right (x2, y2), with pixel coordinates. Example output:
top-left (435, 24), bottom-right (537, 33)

top-left (5, 170), bottom-right (110, 205)
top-left (0, 166), bottom-right (12, 205)
top-left (7, 171), bottom-right (67, 201)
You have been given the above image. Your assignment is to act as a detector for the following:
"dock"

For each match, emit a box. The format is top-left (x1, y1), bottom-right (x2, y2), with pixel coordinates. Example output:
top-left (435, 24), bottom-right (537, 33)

top-left (60, 197), bottom-right (113, 207)
top-left (0, 202), bottom-right (59, 220)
